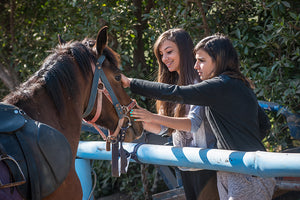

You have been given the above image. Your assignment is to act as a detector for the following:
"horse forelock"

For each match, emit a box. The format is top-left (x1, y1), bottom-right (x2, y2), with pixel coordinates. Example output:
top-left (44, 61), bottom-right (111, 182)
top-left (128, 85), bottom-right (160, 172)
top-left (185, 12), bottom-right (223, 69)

top-left (82, 38), bottom-right (121, 72)
top-left (102, 47), bottom-right (121, 72)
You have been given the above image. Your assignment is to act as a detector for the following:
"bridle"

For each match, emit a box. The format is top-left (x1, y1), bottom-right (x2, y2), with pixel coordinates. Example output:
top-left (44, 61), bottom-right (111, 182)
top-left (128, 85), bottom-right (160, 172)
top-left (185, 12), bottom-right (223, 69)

top-left (82, 54), bottom-right (138, 178)
top-left (82, 54), bottom-right (137, 151)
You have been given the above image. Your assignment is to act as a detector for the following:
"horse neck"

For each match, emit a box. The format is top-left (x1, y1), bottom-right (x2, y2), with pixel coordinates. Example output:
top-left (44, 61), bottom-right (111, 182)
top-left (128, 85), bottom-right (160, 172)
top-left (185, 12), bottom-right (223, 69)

top-left (9, 87), bottom-right (83, 156)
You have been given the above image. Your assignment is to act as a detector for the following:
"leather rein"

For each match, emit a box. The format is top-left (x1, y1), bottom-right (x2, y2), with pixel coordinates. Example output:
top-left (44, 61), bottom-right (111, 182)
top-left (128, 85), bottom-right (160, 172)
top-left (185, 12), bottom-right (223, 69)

top-left (82, 55), bottom-right (137, 151)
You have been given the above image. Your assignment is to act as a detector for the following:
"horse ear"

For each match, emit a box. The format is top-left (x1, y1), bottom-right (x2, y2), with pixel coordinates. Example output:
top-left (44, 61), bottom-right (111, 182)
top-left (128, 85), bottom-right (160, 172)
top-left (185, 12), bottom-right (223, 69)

top-left (58, 34), bottom-right (66, 45)
top-left (95, 26), bottom-right (108, 55)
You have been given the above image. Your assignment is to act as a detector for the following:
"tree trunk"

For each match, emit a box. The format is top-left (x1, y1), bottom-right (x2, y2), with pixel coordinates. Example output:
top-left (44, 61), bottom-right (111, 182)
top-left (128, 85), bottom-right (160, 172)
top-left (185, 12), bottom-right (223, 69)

top-left (131, 0), bottom-right (154, 75)
top-left (196, 0), bottom-right (210, 36)
top-left (0, 63), bottom-right (19, 91)
top-left (0, 0), bottom-right (20, 92)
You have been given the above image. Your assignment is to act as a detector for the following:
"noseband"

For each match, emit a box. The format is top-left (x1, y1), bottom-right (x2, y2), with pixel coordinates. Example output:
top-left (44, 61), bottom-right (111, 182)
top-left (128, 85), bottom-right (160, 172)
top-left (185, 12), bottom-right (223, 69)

top-left (82, 55), bottom-right (136, 150)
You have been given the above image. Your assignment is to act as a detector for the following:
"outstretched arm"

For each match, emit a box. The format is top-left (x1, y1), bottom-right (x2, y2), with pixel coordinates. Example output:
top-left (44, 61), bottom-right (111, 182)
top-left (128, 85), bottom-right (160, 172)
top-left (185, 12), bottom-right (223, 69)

top-left (121, 73), bottom-right (221, 106)
top-left (130, 107), bottom-right (192, 132)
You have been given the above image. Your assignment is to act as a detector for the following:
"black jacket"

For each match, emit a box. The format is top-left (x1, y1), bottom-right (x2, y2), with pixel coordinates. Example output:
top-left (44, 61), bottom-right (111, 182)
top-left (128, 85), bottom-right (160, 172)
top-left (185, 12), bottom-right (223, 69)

top-left (130, 75), bottom-right (270, 151)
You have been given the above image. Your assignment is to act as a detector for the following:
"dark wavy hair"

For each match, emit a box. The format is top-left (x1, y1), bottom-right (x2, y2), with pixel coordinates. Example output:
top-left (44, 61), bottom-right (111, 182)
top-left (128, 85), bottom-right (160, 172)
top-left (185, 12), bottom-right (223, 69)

top-left (194, 33), bottom-right (254, 89)
top-left (153, 28), bottom-right (199, 134)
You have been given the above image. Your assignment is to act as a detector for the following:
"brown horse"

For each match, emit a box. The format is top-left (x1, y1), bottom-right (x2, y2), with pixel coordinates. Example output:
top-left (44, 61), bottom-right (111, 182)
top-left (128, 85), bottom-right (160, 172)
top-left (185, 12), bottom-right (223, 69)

top-left (0, 26), bottom-right (143, 199)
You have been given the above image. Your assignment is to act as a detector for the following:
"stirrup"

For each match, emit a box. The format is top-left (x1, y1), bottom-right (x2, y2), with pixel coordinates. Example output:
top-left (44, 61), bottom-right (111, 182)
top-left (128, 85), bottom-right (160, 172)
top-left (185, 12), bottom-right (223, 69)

top-left (0, 154), bottom-right (26, 188)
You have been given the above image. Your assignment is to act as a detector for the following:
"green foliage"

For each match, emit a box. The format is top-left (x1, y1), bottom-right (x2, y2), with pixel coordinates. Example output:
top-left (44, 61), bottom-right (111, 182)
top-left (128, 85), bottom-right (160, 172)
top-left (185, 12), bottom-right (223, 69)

top-left (87, 159), bottom-right (167, 199)
top-left (1, 0), bottom-right (299, 198)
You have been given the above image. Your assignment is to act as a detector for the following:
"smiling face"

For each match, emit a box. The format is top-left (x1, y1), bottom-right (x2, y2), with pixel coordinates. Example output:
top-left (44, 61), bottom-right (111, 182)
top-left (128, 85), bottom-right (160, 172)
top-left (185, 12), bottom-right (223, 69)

top-left (159, 40), bottom-right (180, 74)
top-left (194, 49), bottom-right (216, 80)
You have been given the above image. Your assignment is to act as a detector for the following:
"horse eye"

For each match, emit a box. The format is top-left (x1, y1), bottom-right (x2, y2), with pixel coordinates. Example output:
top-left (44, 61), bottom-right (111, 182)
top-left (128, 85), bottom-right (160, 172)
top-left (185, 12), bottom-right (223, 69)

top-left (115, 75), bottom-right (121, 81)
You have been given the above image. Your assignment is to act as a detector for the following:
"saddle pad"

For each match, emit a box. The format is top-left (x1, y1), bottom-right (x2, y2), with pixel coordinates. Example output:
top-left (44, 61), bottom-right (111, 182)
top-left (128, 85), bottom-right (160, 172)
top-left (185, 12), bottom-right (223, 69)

top-left (37, 122), bottom-right (73, 194)
top-left (0, 103), bottom-right (26, 132)
top-left (17, 119), bottom-right (72, 198)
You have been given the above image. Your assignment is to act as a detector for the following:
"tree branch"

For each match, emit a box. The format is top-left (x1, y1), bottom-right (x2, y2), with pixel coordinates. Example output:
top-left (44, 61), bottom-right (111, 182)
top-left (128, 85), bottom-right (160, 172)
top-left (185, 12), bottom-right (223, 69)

top-left (159, 7), bottom-right (171, 30)
top-left (196, 0), bottom-right (210, 36)
top-left (0, 63), bottom-right (19, 91)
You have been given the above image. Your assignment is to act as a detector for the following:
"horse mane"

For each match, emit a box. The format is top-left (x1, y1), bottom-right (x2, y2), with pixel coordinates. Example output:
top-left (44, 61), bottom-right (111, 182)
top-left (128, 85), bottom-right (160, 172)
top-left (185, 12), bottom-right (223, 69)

top-left (4, 39), bottom-right (120, 115)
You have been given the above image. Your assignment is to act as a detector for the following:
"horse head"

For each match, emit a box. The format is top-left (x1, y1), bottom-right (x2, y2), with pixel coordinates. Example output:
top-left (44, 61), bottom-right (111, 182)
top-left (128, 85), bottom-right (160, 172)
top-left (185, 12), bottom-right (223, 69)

top-left (80, 26), bottom-right (143, 143)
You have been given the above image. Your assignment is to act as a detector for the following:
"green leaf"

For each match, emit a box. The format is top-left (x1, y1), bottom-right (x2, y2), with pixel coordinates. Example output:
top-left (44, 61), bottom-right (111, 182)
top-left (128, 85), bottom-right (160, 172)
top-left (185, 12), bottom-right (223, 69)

top-left (281, 1), bottom-right (290, 8)
top-left (235, 29), bottom-right (241, 39)
top-left (289, 12), bottom-right (298, 20)
top-left (244, 46), bottom-right (248, 55)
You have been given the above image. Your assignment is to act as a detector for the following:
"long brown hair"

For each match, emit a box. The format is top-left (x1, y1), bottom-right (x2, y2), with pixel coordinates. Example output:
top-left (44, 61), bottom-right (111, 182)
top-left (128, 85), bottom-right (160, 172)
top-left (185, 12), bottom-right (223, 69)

top-left (154, 28), bottom-right (199, 134)
top-left (194, 33), bottom-right (254, 89)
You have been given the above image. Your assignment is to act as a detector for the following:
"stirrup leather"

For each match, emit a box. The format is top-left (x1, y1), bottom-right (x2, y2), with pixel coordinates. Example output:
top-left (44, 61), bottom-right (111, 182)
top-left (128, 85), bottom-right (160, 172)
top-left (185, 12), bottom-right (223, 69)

top-left (0, 154), bottom-right (26, 188)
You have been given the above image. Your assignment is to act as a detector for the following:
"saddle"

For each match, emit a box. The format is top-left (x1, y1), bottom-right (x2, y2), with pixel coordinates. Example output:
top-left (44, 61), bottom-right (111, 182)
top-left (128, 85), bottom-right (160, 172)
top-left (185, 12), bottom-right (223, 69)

top-left (0, 103), bottom-right (72, 199)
